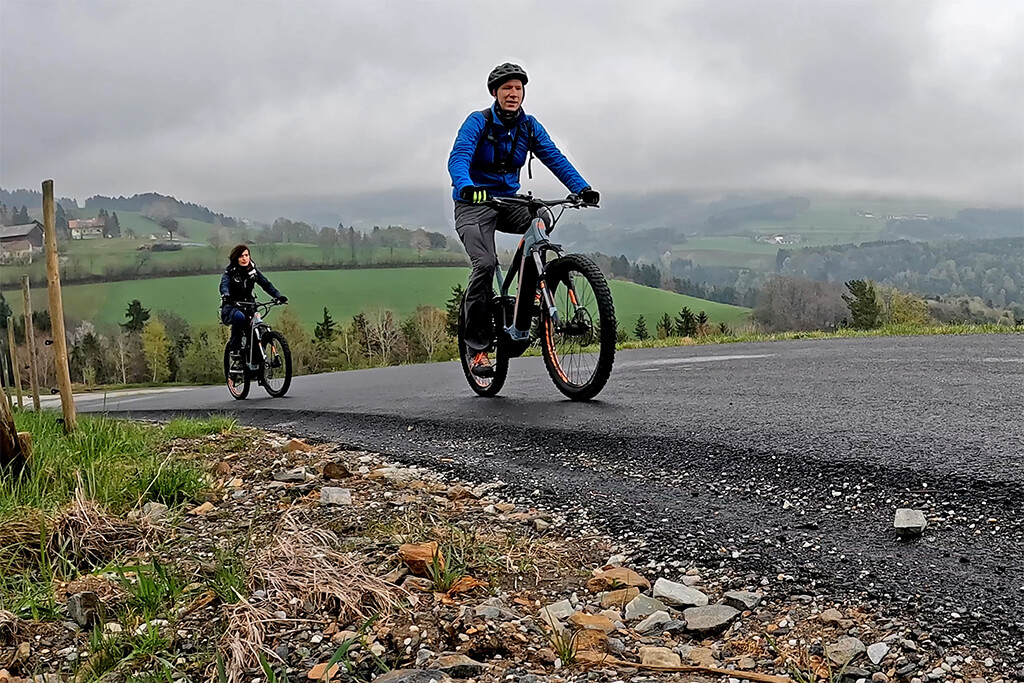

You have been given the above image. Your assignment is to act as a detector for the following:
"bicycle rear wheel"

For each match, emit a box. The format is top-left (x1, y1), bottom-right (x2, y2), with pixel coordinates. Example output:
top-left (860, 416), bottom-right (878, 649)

top-left (457, 293), bottom-right (509, 397)
top-left (541, 254), bottom-right (616, 401)
top-left (260, 331), bottom-right (292, 398)
top-left (223, 344), bottom-right (250, 400)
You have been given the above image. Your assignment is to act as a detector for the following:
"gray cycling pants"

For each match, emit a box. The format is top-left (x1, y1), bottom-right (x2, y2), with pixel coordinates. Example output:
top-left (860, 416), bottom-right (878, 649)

top-left (454, 202), bottom-right (533, 354)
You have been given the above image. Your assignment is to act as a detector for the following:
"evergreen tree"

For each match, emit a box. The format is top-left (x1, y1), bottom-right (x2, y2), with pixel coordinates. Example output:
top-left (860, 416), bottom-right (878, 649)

top-left (842, 279), bottom-right (882, 329)
top-left (675, 307), bottom-right (697, 337)
top-left (445, 283), bottom-right (465, 339)
top-left (633, 315), bottom-right (650, 341)
top-left (696, 310), bottom-right (710, 336)
top-left (656, 312), bottom-right (673, 339)
top-left (122, 299), bottom-right (151, 333)
top-left (55, 203), bottom-right (70, 240)
top-left (314, 307), bottom-right (337, 343)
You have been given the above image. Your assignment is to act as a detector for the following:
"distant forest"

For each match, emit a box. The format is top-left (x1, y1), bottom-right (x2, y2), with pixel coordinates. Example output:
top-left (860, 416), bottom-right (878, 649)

top-left (778, 237), bottom-right (1023, 309)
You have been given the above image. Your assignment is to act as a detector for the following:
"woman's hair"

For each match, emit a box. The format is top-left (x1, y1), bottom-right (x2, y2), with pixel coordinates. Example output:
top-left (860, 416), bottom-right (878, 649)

top-left (228, 244), bottom-right (249, 266)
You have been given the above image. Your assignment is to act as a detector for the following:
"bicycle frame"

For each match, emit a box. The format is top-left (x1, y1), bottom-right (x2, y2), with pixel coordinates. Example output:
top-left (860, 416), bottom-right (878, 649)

top-left (491, 195), bottom-right (587, 341)
top-left (238, 302), bottom-right (277, 370)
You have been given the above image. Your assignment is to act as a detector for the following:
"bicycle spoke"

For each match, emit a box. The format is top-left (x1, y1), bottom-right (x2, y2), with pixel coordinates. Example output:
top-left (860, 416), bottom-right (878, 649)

top-left (547, 268), bottom-right (601, 388)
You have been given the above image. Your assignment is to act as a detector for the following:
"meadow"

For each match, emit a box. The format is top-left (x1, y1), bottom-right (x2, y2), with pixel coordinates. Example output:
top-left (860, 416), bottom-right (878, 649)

top-left (47, 267), bottom-right (751, 333)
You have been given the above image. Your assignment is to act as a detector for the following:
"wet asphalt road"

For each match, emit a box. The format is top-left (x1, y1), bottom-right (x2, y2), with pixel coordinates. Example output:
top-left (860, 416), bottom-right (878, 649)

top-left (76, 334), bottom-right (1024, 654)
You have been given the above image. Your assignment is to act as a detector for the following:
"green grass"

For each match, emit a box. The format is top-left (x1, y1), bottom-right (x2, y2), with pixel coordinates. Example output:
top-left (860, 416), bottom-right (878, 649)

top-left (162, 416), bottom-right (237, 439)
top-left (40, 267), bottom-right (751, 333)
top-left (0, 411), bottom-right (229, 520)
top-left (0, 234), bottom-right (466, 287)
top-left (617, 322), bottom-right (1023, 350)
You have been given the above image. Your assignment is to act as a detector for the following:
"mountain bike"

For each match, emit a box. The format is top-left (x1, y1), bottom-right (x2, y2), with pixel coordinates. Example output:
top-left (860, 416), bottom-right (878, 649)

top-left (224, 300), bottom-right (292, 400)
top-left (457, 193), bottom-right (616, 401)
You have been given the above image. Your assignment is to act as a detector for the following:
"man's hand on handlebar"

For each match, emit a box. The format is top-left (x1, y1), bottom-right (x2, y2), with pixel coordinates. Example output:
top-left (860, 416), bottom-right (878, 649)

top-left (578, 187), bottom-right (600, 206)
top-left (276, 296), bottom-right (288, 304)
top-left (460, 186), bottom-right (489, 204)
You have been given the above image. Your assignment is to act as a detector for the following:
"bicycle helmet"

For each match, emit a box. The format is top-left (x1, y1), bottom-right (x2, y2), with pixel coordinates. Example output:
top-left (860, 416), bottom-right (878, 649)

top-left (487, 63), bottom-right (529, 94)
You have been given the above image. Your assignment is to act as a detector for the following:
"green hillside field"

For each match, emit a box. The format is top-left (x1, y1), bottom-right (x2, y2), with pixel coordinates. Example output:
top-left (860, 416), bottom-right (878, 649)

top-left (47, 268), bottom-right (750, 333)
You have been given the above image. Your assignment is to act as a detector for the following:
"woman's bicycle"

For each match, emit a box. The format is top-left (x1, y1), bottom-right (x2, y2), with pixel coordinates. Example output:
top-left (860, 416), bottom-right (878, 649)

top-left (457, 193), bottom-right (616, 401)
top-left (224, 300), bottom-right (292, 400)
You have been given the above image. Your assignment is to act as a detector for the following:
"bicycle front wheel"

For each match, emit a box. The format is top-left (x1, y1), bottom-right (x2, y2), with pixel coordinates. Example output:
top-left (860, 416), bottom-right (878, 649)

top-left (541, 254), bottom-right (616, 401)
top-left (261, 331), bottom-right (292, 398)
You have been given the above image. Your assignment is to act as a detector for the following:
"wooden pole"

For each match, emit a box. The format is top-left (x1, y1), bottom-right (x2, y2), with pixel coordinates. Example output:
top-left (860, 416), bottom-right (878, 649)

top-left (21, 276), bottom-right (40, 410)
top-left (6, 318), bottom-right (22, 409)
top-left (42, 179), bottom-right (76, 432)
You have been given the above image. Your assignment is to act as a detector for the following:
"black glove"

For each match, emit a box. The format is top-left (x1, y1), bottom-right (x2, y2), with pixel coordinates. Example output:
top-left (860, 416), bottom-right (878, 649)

top-left (460, 186), bottom-right (489, 204)
top-left (578, 187), bottom-right (600, 206)
top-left (276, 295), bottom-right (288, 304)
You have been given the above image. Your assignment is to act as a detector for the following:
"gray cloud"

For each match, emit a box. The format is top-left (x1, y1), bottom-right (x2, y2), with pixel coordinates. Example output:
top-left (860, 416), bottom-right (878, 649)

top-left (1, 0), bottom-right (1021, 213)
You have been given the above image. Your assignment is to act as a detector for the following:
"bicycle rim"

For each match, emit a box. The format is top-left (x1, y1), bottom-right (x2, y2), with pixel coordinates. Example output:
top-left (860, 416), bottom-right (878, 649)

top-left (262, 335), bottom-right (288, 395)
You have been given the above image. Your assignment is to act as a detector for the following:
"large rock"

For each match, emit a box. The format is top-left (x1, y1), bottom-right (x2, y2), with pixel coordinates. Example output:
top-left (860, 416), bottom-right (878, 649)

top-left (723, 590), bottom-right (762, 611)
top-left (67, 592), bottom-right (102, 627)
top-left (474, 598), bottom-right (521, 622)
top-left (374, 671), bottom-right (447, 683)
top-left (894, 509), bottom-right (928, 538)
top-left (867, 642), bottom-right (890, 665)
top-left (435, 654), bottom-right (484, 678)
top-left (683, 605), bottom-right (739, 634)
top-left (635, 610), bottom-right (672, 634)
top-left (306, 663), bottom-right (340, 680)
top-left (624, 594), bottom-right (669, 620)
top-left (320, 487), bottom-right (352, 505)
top-left (286, 438), bottom-right (314, 452)
top-left (653, 578), bottom-right (708, 608)
top-left (687, 647), bottom-right (717, 667)
top-left (541, 599), bottom-right (574, 620)
top-left (274, 466), bottom-right (315, 483)
top-left (129, 501), bottom-right (168, 522)
top-left (826, 637), bottom-right (866, 666)
top-left (586, 567), bottom-right (651, 593)
top-left (399, 542), bottom-right (442, 576)
top-left (599, 587), bottom-right (639, 608)
top-left (820, 608), bottom-right (845, 625)
top-left (639, 646), bottom-right (681, 668)
top-left (568, 612), bottom-right (615, 633)
top-left (322, 461), bottom-right (351, 479)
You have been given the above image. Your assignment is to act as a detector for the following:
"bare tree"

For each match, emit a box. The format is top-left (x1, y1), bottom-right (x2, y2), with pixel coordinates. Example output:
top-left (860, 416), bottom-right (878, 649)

top-left (366, 309), bottom-right (402, 364)
top-left (114, 330), bottom-right (129, 385)
top-left (414, 306), bottom-right (449, 360)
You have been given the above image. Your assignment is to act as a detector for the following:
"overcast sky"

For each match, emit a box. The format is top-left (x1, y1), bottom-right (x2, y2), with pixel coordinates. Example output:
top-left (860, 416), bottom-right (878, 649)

top-left (1, 0), bottom-right (1022, 212)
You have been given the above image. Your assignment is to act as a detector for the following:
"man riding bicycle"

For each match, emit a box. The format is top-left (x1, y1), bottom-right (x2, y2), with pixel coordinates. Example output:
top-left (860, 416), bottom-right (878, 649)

top-left (220, 244), bottom-right (287, 372)
top-left (448, 62), bottom-right (599, 377)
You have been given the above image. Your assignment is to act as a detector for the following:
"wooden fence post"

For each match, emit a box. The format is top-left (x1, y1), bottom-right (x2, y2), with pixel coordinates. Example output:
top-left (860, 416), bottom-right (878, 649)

top-left (21, 276), bottom-right (41, 410)
top-left (42, 179), bottom-right (77, 432)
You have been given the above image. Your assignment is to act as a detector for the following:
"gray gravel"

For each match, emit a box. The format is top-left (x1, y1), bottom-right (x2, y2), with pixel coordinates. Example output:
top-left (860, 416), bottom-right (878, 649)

top-left (84, 334), bottom-right (1024, 664)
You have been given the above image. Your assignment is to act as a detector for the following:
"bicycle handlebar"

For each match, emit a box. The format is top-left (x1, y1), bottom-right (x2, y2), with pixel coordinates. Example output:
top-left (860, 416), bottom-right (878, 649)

top-left (234, 300), bottom-right (285, 312)
top-left (488, 193), bottom-right (595, 210)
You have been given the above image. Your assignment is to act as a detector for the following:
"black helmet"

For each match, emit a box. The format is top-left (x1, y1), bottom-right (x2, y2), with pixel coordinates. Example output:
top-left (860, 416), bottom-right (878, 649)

top-left (487, 62), bottom-right (528, 94)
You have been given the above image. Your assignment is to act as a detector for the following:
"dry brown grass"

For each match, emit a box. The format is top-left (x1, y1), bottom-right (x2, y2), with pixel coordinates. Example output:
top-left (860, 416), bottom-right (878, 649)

top-left (0, 608), bottom-right (19, 645)
top-left (219, 511), bottom-right (407, 682)
top-left (0, 486), bottom-right (160, 575)
top-left (254, 512), bottom-right (406, 619)
top-left (221, 600), bottom-right (277, 682)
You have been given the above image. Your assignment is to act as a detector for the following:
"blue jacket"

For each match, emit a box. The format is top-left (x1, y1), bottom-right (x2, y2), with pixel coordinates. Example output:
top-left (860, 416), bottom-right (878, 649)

top-left (448, 104), bottom-right (589, 201)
